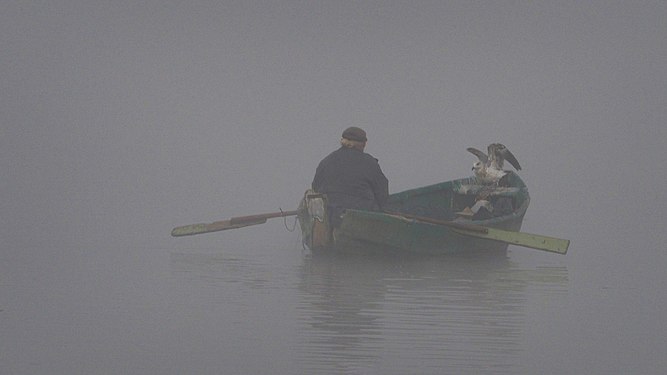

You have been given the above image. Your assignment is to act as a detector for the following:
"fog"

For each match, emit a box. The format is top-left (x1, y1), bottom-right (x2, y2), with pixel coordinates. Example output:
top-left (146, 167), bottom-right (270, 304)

top-left (3, 1), bottom-right (666, 250)
top-left (2, 1), bottom-right (666, 373)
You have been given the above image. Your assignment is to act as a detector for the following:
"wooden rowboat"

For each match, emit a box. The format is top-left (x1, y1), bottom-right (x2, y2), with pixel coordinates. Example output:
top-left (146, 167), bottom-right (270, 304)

top-left (298, 173), bottom-right (539, 255)
top-left (172, 172), bottom-right (568, 255)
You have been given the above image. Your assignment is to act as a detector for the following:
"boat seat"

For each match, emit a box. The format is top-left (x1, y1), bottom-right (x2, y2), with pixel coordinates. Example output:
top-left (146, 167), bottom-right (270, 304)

top-left (454, 184), bottom-right (521, 197)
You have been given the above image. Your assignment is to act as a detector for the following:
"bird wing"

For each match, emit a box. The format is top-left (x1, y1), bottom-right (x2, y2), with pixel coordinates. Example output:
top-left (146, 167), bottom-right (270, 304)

top-left (499, 147), bottom-right (521, 171)
top-left (466, 147), bottom-right (488, 163)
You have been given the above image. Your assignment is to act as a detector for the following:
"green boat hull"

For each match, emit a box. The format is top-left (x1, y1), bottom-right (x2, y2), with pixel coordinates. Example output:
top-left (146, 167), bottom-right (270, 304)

top-left (299, 174), bottom-right (530, 255)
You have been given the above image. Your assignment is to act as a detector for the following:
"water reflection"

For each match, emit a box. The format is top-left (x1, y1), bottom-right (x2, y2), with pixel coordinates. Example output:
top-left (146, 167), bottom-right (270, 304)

top-left (297, 251), bottom-right (568, 374)
top-left (167, 248), bottom-right (568, 374)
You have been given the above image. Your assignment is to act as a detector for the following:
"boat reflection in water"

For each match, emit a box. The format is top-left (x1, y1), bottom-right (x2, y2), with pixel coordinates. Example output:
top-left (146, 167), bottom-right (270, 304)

top-left (167, 243), bottom-right (567, 374)
top-left (296, 249), bottom-right (568, 374)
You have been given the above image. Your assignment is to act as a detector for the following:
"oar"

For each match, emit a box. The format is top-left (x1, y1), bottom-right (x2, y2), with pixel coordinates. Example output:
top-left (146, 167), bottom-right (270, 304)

top-left (171, 210), bottom-right (298, 237)
top-left (388, 212), bottom-right (570, 254)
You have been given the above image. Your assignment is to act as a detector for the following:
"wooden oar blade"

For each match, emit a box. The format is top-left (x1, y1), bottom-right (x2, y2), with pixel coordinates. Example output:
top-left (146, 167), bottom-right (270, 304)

top-left (387, 211), bottom-right (570, 254)
top-left (451, 226), bottom-right (570, 254)
top-left (171, 218), bottom-right (267, 237)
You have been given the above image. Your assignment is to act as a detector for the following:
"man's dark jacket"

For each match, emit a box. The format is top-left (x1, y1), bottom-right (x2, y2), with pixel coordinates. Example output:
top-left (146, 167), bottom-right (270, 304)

top-left (312, 146), bottom-right (389, 226)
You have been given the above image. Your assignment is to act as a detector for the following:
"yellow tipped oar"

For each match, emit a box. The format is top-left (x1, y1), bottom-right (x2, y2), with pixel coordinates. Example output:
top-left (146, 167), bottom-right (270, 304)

top-left (389, 212), bottom-right (570, 254)
top-left (171, 210), bottom-right (298, 237)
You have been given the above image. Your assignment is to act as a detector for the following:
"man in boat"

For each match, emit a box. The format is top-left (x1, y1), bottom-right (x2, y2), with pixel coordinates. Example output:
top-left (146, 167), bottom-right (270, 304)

top-left (312, 127), bottom-right (389, 227)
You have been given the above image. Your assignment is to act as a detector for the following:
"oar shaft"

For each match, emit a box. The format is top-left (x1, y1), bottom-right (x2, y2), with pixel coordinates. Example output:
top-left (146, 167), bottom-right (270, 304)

top-left (229, 210), bottom-right (298, 225)
top-left (389, 212), bottom-right (489, 234)
top-left (171, 210), bottom-right (298, 237)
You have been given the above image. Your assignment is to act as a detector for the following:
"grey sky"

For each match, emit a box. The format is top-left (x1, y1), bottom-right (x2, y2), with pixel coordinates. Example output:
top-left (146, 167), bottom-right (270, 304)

top-left (2, 1), bottom-right (666, 251)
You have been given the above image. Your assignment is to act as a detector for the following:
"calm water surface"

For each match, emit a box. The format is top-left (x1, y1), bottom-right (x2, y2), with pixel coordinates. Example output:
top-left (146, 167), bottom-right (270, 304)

top-left (1, 228), bottom-right (665, 375)
top-left (2, 241), bottom-right (567, 375)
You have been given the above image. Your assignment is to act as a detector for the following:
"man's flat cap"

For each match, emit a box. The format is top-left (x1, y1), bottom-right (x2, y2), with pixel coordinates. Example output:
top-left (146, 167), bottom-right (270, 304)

top-left (342, 127), bottom-right (367, 142)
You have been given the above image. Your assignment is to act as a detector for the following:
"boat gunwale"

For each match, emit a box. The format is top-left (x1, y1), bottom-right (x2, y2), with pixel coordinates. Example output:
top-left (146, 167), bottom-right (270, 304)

top-left (301, 174), bottom-right (530, 253)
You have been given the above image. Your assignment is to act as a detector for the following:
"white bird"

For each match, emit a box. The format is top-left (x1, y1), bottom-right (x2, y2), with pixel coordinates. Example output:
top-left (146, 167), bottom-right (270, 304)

top-left (467, 143), bottom-right (522, 185)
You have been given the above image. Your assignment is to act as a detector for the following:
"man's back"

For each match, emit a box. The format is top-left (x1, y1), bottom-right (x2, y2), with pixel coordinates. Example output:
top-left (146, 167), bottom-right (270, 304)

top-left (312, 146), bottom-right (388, 213)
